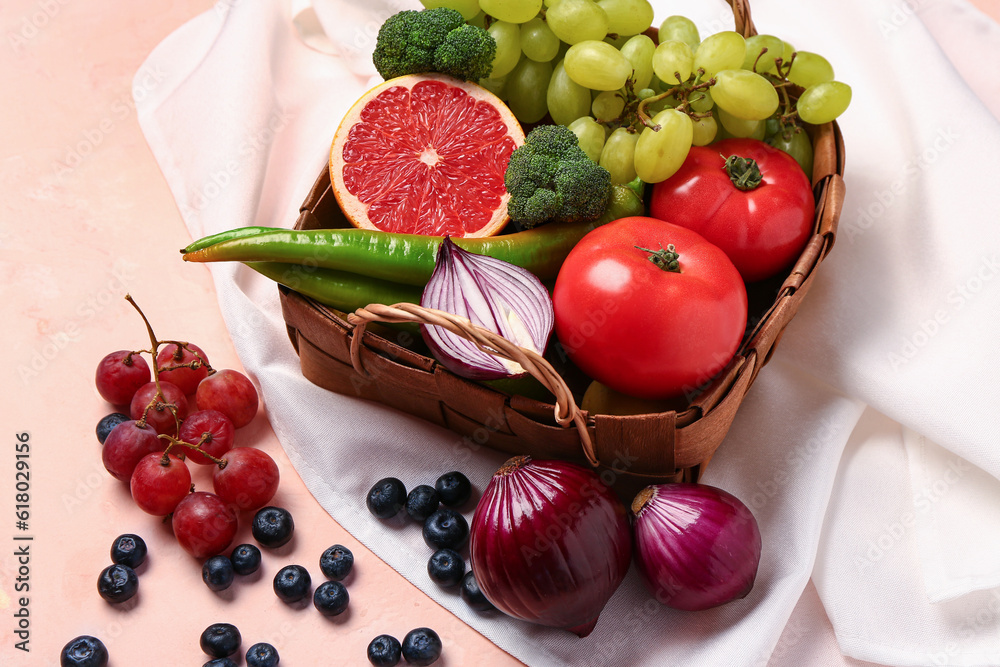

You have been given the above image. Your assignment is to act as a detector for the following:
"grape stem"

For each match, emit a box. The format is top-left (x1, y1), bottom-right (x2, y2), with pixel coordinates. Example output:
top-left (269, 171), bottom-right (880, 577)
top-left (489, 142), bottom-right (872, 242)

top-left (634, 78), bottom-right (715, 131)
top-left (157, 433), bottom-right (229, 469)
top-left (124, 294), bottom-right (184, 435)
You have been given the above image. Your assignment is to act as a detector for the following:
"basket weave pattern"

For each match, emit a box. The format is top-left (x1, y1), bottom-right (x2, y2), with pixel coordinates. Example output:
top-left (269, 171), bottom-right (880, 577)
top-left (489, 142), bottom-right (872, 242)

top-left (278, 0), bottom-right (847, 481)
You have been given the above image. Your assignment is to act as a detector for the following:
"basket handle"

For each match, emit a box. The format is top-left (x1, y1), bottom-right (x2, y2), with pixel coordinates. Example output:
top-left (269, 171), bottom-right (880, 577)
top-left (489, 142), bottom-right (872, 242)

top-left (726, 0), bottom-right (757, 38)
top-left (347, 303), bottom-right (599, 467)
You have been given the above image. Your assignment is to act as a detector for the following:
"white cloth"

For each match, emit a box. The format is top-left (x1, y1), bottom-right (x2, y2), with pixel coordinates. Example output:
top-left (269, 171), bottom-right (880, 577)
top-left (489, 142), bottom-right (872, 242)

top-left (134, 1), bottom-right (1000, 665)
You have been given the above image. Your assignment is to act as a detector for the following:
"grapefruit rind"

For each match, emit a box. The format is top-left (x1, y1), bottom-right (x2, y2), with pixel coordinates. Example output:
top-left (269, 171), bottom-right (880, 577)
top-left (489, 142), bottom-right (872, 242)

top-left (329, 73), bottom-right (524, 239)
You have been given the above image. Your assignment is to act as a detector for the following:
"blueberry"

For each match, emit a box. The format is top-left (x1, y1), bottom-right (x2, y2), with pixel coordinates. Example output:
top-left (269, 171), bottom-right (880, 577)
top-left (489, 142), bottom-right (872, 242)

top-left (200, 622), bottom-right (241, 658)
top-left (367, 634), bottom-right (402, 666)
top-left (245, 641), bottom-right (280, 667)
top-left (459, 571), bottom-right (495, 612)
top-left (366, 477), bottom-right (406, 519)
top-left (97, 563), bottom-right (138, 603)
top-left (110, 533), bottom-right (147, 569)
top-left (434, 471), bottom-right (472, 507)
top-left (313, 580), bottom-right (350, 616)
top-left (96, 412), bottom-right (130, 445)
top-left (202, 660), bottom-right (237, 667)
top-left (319, 544), bottom-right (354, 581)
top-left (202, 555), bottom-right (235, 591)
top-left (230, 543), bottom-right (262, 575)
top-left (60, 634), bottom-right (109, 667)
top-left (273, 564), bottom-right (311, 603)
top-left (427, 548), bottom-right (465, 588)
top-left (405, 484), bottom-right (440, 522)
top-left (422, 509), bottom-right (469, 550)
top-left (252, 506), bottom-right (295, 548)
top-left (401, 627), bottom-right (442, 666)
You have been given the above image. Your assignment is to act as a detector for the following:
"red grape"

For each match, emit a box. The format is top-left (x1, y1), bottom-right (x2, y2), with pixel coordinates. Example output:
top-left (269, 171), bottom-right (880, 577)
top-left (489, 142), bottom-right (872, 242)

top-left (95, 351), bottom-right (150, 405)
top-left (156, 342), bottom-right (210, 395)
top-left (130, 381), bottom-right (188, 435)
top-left (130, 453), bottom-right (191, 516)
top-left (171, 492), bottom-right (238, 559)
top-left (102, 420), bottom-right (164, 481)
top-left (213, 448), bottom-right (280, 511)
top-left (196, 369), bottom-right (258, 428)
top-left (178, 410), bottom-right (235, 465)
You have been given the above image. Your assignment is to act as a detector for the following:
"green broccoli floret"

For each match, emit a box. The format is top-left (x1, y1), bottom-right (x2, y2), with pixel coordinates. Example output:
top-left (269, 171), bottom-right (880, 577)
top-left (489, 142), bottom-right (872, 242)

top-left (372, 8), bottom-right (496, 82)
top-left (505, 125), bottom-right (613, 229)
top-left (433, 24), bottom-right (496, 82)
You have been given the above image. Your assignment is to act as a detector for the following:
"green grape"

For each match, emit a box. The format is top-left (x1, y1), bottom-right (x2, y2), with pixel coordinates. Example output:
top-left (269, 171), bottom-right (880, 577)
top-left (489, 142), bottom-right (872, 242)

top-left (787, 51), bottom-right (834, 89)
top-left (507, 58), bottom-right (554, 124)
top-left (467, 10), bottom-right (488, 29)
top-left (691, 113), bottom-right (718, 146)
top-left (633, 109), bottom-right (693, 183)
top-left (592, 90), bottom-right (625, 122)
top-left (693, 31), bottom-right (745, 79)
top-left (545, 0), bottom-right (562, 5)
top-left (715, 106), bottom-right (765, 139)
top-left (520, 17), bottom-right (561, 63)
top-left (547, 60), bottom-right (592, 125)
top-left (600, 127), bottom-right (640, 184)
top-left (767, 125), bottom-right (813, 178)
top-left (564, 40), bottom-right (632, 91)
top-left (658, 15), bottom-right (699, 51)
top-left (489, 21), bottom-right (523, 79)
top-left (604, 33), bottom-right (629, 49)
top-left (568, 116), bottom-right (606, 162)
top-left (479, 0), bottom-right (543, 24)
top-left (419, 0), bottom-right (481, 20)
top-left (597, 0), bottom-right (654, 37)
top-left (688, 87), bottom-right (713, 113)
top-left (546, 0), bottom-right (610, 45)
top-left (652, 40), bottom-right (694, 86)
top-left (620, 34), bottom-right (655, 90)
top-left (796, 81), bottom-right (851, 124)
top-left (711, 69), bottom-right (779, 120)
top-left (479, 74), bottom-right (509, 100)
top-left (637, 87), bottom-right (656, 100)
top-left (742, 34), bottom-right (784, 74)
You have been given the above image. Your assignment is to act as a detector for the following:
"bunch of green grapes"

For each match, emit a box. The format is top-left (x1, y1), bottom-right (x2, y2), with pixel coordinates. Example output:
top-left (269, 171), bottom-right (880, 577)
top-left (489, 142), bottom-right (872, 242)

top-left (419, 0), bottom-right (851, 183)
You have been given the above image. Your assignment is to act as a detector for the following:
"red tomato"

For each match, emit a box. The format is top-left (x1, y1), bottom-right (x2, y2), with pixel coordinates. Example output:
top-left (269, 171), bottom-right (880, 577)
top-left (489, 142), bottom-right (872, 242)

top-left (553, 216), bottom-right (747, 400)
top-left (649, 138), bottom-right (815, 283)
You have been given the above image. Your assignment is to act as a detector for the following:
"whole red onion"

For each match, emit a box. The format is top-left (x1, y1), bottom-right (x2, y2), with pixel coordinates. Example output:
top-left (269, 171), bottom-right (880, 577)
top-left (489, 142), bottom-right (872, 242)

top-left (469, 456), bottom-right (632, 637)
top-left (631, 483), bottom-right (762, 611)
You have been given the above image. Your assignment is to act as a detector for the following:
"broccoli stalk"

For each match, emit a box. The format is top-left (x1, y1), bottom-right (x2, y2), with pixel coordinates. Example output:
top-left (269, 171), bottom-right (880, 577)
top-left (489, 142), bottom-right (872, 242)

top-left (372, 8), bottom-right (495, 82)
top-left (505, 125), bottom-right (614, 229)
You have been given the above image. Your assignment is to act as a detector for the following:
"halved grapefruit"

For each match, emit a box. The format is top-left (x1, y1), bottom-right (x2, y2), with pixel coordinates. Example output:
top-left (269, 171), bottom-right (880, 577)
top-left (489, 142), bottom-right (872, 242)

top-left (330, 73), bottom-right (524, 238)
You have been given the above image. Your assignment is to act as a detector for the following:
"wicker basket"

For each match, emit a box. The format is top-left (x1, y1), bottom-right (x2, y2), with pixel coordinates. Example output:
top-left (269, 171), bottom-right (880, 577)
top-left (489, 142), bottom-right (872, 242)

top-left (278, 0), bottom-right (847, 482)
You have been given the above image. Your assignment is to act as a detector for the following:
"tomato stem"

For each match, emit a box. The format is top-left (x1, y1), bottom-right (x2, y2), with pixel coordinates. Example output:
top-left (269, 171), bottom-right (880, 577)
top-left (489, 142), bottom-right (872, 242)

top-left (723, 155), bottom-right (763, 191)
top-left (634, 244), bottom-right (681, 272)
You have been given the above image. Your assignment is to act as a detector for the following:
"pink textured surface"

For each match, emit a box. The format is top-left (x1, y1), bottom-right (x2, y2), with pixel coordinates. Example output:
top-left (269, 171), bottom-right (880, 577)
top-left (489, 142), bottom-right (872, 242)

top-left (0, 1), bottom-right (521, 665)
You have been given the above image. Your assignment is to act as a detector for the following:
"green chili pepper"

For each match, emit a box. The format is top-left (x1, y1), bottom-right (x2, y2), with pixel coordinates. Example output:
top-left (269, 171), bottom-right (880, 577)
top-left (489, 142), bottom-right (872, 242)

top-left (182, 226), bottom-right (275, 253)
top-left (183, 183), bottom-right (645, 286)
top-left (245, 262), bottom-right (422, 313)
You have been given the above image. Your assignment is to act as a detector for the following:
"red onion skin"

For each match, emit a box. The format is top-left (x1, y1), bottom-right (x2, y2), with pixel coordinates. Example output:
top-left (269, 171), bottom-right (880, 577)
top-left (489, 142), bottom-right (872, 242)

top-left (631, 483), bottom-right (762, 612)
top-left (469, 456), bottom-right (632, 637)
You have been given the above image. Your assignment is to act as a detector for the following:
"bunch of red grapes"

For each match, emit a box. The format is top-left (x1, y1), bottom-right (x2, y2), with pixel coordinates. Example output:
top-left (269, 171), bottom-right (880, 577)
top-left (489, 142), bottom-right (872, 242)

top-left (95, 296), bottom-right (279, 559)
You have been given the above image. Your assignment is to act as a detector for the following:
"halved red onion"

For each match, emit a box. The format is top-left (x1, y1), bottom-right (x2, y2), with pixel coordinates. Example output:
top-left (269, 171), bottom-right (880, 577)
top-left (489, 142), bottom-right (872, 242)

top-left (631, 483), bottom-right (762, 611)
top-left (420, 237), bottom-right (554, 380)
top-left (469, 456), bottom-right (632, 637)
